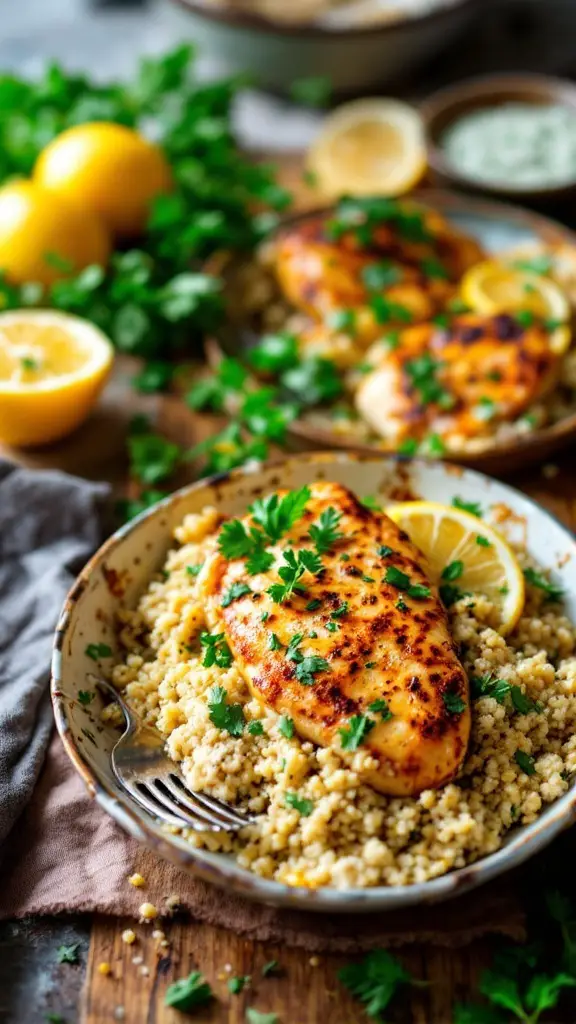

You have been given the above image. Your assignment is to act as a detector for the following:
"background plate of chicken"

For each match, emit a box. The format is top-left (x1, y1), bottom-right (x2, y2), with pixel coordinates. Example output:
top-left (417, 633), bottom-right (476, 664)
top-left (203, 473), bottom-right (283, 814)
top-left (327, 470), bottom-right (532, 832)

top-left (206, 190), bottom-right (576, 474)
top-left (53, 451), bottom-right (576, 911)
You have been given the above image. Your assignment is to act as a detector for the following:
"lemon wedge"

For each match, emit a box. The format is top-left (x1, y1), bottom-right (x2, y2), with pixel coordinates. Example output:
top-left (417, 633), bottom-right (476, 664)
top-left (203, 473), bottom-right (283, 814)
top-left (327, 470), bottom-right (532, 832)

top-left (0, 309), bottom-right (113, 447)
top-left (307, 98), bottom-right (426, 199)
top-left (386, 500), bottom-right (525, 634)
top-left (461, 259), bottom-right (572, 355)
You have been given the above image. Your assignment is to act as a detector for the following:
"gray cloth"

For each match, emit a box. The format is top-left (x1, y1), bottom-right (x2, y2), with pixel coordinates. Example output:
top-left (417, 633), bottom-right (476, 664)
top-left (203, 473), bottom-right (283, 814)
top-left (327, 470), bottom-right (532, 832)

top-left (0, 459), bottom-right (109, 849)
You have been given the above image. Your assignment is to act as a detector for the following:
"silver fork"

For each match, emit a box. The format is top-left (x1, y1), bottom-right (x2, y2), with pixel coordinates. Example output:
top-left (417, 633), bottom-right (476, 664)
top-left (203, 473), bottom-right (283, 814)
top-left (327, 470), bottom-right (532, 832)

top-left (94, 677), bottom-right (254, 833)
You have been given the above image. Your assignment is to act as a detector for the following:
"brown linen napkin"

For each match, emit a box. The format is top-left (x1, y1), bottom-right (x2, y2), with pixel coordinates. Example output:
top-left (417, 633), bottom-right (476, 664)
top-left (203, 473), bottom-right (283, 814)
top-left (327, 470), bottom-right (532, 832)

top-left (0, 735), bottom-right (525, 952)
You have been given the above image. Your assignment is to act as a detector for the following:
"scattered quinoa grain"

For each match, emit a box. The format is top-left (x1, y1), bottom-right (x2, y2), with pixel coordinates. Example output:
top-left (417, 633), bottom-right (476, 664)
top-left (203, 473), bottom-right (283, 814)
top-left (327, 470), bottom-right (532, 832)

top-left (128, 873), bottom-right (146, 888)
top-left (309, 956), bottom-right (320, 967)
top-left (139, 902), bottom-right (158, 921)
top-left (121, 929), bottom-right (136, 946)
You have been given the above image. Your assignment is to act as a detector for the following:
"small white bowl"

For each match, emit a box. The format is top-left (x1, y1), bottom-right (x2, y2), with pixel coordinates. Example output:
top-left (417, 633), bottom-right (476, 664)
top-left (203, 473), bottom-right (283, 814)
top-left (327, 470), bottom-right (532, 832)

top-left (52, 452), bottom-right (576, 913)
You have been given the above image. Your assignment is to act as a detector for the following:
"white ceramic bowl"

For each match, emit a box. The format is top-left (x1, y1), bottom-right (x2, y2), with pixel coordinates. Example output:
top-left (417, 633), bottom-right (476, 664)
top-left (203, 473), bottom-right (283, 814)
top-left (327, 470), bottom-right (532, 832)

top-left (164, 0), bottom-right (482, 94)
top-left (52, 452), bottom-right (576, 913)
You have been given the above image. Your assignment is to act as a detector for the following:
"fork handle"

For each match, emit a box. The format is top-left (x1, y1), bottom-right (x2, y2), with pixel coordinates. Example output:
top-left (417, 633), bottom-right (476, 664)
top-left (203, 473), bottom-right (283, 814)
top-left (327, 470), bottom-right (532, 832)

top-left (90, 675), bottom-right (140, 736)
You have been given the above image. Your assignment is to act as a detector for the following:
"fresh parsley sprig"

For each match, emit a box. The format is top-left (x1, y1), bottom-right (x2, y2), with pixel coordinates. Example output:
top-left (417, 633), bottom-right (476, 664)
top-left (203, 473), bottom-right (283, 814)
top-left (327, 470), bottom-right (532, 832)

top-left (206, 684), bottom-right (245, 737)
top-left (267, 549), bottom-right (323, 604)
top-left (339, 949), bottom-right (424, 1022)
top-left (200, 632), bottom-right (233, 669)
top-left (308, 506), bottom-right (343, 554)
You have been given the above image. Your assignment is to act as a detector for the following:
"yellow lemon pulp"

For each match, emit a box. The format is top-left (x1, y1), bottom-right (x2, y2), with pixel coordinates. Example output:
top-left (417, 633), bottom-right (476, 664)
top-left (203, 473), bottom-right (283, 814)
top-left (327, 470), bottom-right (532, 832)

top-left (0, 310), bottom-right (113, 447)
top-left (34, 121), bottom-right (173, 238)
top-left (386, 500), bottom-right (525, 634)
top-left (461, 259), bottom-right (572, 355)
top-left (0, 179), bottom-right (110, 287)
top-left (307, 98), bottom-right (426, 199)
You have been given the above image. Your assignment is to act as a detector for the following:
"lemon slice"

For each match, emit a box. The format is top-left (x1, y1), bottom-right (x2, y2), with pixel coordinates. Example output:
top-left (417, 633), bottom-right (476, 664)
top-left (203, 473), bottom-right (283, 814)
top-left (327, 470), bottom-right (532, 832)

top-left (461, 259), bottom-right (572, 355)
top-left (0, 309), bottom-right (113, 447)
top-left (307, 98), bottom-right (426, 199)
top-left (386, 500), bottom-right (525, 633)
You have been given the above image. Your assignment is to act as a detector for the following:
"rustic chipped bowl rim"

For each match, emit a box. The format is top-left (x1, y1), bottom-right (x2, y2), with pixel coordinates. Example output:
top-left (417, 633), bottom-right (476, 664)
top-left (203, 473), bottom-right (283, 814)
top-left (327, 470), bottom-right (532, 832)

top-left (207, 189), bottom-right (576, 475)
top-left (52, 451), bottom-right (576, 912)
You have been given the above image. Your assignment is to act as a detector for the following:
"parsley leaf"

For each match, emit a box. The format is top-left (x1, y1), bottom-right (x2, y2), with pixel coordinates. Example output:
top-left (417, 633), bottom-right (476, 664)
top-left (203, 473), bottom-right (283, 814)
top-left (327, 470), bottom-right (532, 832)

top-left (405, 351), bottom-right (454, 409)
top-left (285, 792), bottom-right (314, 816)
top-left (361, 261), bottom-right (401, 290)
top-left (249, 332), bottom-right (299, 374)
top-left (200, 632), bottom-right (233, 669)
top-left (510, 686), bottom-right (542, 715)
top-left (452, 497), bottom-right (483, 517)
top-left (246, 1010), bottom-right (279, 1024)
top-left (443, 687), bottom-right (466, 715)
top-left (471, 676), bottom-right (511, 704)
top-left (248, 720), bottom-right (264, 736)
top-left (164, 970), bottom-right (213, 1012)
top-left (338, 949), bottom-right (416, 1021)
top-left (186, 563), bottom-right (203, 577)
top-left (250, 486), bottom-right (311, 543)
top-left (78, 691), bottom-right (95, 706)
top-left (57, 943), bottom-right (80, 964)
top-left (331, 601), bottom-right (349, 619)
top-left (218, 520), bottom-right (274, 575)
top-left (439, 583), bottom-right (466, 608)
top-left (339, 715), bottom-right (376, 751)
top-left (261, 960), bottom-right (279, 977)
top-left (221, 582), bottom-right (252, 607)
top-left (228, 975), bottom-right (250, 994)
top-left (442, 560), bottom-right (464, 581)
top-left (278, 715), bottom-right (294, 739)
top-left (269, 634), bottom-right (283, 651)
top-left (378, 545), bottom-right (394, 558)
top-left (128, 433), bottom-right (181, 486)
top-left (267, 548), bottom-right (323, 604)
top-left (206, 685), bottom-right (245, 737)
top-left (514, 750), bottom-right (536, 775)
top-left (85, 643), bottom-right (112, 661)
top-left (308, 506), bottom-right (343, 554)
top-left (281, 355), bottom-right (343, 407)
top-left (294, 656), bottom-right (330, 687)
top-left (368, 698), bottom-right (393, 721)
top-left (384, 565), bottom-right (431, 599)
top-left (523, 568), bottom-right (564, 603)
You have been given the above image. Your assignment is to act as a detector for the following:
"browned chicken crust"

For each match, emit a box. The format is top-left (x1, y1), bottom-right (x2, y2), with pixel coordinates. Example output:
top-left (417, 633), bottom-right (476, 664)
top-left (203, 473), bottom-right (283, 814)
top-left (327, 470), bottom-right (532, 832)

top-left (200, 481), bottom-right (471, 796)
top-left (272, 208), bottom-right (484, 349)
top-left (356, 312), bottom-right (560, 445)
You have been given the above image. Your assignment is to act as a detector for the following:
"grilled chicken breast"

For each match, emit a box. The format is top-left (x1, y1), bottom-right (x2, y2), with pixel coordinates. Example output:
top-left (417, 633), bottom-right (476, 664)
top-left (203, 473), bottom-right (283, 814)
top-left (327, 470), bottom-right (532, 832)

top-left (272, 206), bottom-right (484, 349)
top-left (356, 312), bottom-right (560, 445)
top-left (200, 481), bottom-right (470, 797)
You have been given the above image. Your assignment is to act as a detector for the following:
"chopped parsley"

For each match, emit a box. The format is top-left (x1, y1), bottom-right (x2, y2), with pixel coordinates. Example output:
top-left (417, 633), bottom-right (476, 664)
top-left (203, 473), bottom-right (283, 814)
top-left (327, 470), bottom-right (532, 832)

top-left (228, 975), bottom-right (250, 995)
top-left (269, 634), bottom-right (283, 651)
top-left (362, 575), bottom-right (376, 584)
top-left (285, 792), bottom-right (314, 816)
top-left (471, 675), bottom-right (512, 704)
top-left (306, 598), bottom-right (322, 611)
top-left (260, 611), bottom-right (269, 623)
top-left (361, 261), bottom-right (401, 290)
top-left (186, 563), bottom-right (203, 577)
top-left (248, 332), bottom-right (299, 374)
top-left (85, 642), bottom-right (112, 661)
top-left (326, 621), bottom-right (339, 632)
top-left (515, 750), bottom-right (536, 775)
top-left (206, 685), bottom-right (245, 737)
top-left (420, 257), bottom-right (449, 280)
top-left (247, 720), bottom-right (264, 736)
top-left (368, 698), bottom-right (393, 721)
top-left (442, 687), bottom-right (466, 715)
top-left (404, 351), bottom-right (454, 409)
top-left (510, 687), bottom-right (543, 715)
top-left (221, 582), bottom-right (252, 607)
top-left (523, 567), bottom-right (564, 603)
top-left (308, 506), bottom-right (343, 554)
top-left (422, 433), bottom-right (446, 457)
top-left (396, 598), bottom-right (408, 611)
top-left (440, 583), bottom-right (465, 608)
top-left (200, 632), bottom-right (233, 669)
top-left (476, 535), bottom-right (491, 547)
top-left (267, 548), bottom-right (323, 604)
top-left (331, 601), bottom-right (349, 618)
top-left (57, 944), bottom-right (80, 965)
top-left (384, 565), bottom-right (431, 599)
top-left (398, 438), bottom-right (418, 457)
top-left (515, 309), bottom-right (535, 328)
top-left (513, 254), bottom-right (553, 275)
top-left (338, 949), bottom-right (417, 1022)
top-left (261, 960), bottom-right (279, 977)
top-left (294, 656), bottom-right (330, 687)
top-left (164, 971), bottom-right (213, 1012)
top-left (218, 519), bottom-right (275, 575)
top-left (278, 715), bottom-right (294, 739)
top-left (20, 356), bottom-right (39, 371)
top-left (378, 545), bottom-right (394, 558)
top-left (246, 1010), bottom-right (279, 1024)
top-left (361, 495), bottom-right (382, 512)
top-left (452, 497), bottom-right (483, 518)
top-left (340, 553), bottom-right (351, 562)
top-left (475, 396), bottom-right (497, 421)
top-left (370, 294), bottom-right (413, 325)
top-left (78, 691), bottom-right (95, 706)
top-left (339, 714), bottom-right (375, 751)
top-left (328, 308), bottom-right (356, 334)
top-left (365, 662), bottom-right (376, 670)
top-left (442, 560), bottom-right (464, 582)
top-left (250, 486), bottom-right (311, 544)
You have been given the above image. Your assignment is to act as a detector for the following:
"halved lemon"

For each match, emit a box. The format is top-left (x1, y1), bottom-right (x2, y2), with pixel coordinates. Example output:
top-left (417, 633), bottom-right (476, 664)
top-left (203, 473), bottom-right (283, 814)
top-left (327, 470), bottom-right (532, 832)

top-left (306, 98), bottom-right (426, 199)
top-left (461, 259), bottom-right (572, 355)
top-left (386, 500), bottom-right (525, 634)
top-left (0, 309), bottom-right (113, 447)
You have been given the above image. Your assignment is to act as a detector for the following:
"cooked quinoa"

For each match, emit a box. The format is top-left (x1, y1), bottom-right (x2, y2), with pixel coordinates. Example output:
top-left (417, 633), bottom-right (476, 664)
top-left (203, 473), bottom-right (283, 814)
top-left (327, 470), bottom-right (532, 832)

top-left (110, 508), bottom-right (576, 890)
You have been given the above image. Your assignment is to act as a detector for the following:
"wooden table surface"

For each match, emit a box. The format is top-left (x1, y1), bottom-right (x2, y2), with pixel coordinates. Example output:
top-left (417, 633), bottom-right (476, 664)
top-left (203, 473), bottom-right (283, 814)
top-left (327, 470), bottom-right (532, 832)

top-left (4, 158), bottom-right (576, 1024)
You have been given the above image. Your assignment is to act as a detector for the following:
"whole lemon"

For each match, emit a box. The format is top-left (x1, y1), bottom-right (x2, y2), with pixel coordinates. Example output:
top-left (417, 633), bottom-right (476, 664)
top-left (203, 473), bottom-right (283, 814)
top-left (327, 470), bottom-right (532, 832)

top-left (0, 179), bottom-right (111, 287)
top-left (34, 122), bottom-right (173, 238)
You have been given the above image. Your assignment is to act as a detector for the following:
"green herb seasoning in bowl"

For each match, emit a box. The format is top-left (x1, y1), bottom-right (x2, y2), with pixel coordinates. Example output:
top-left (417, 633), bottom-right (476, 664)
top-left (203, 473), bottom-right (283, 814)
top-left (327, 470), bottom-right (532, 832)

top-left (422, 73), bottom-right (576, 205)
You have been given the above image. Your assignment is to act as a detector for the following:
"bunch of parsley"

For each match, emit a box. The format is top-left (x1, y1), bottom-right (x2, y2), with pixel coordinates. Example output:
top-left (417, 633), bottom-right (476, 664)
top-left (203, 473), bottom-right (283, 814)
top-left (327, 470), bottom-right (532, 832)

top-left (0, 46), bottom-right (289, 361)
